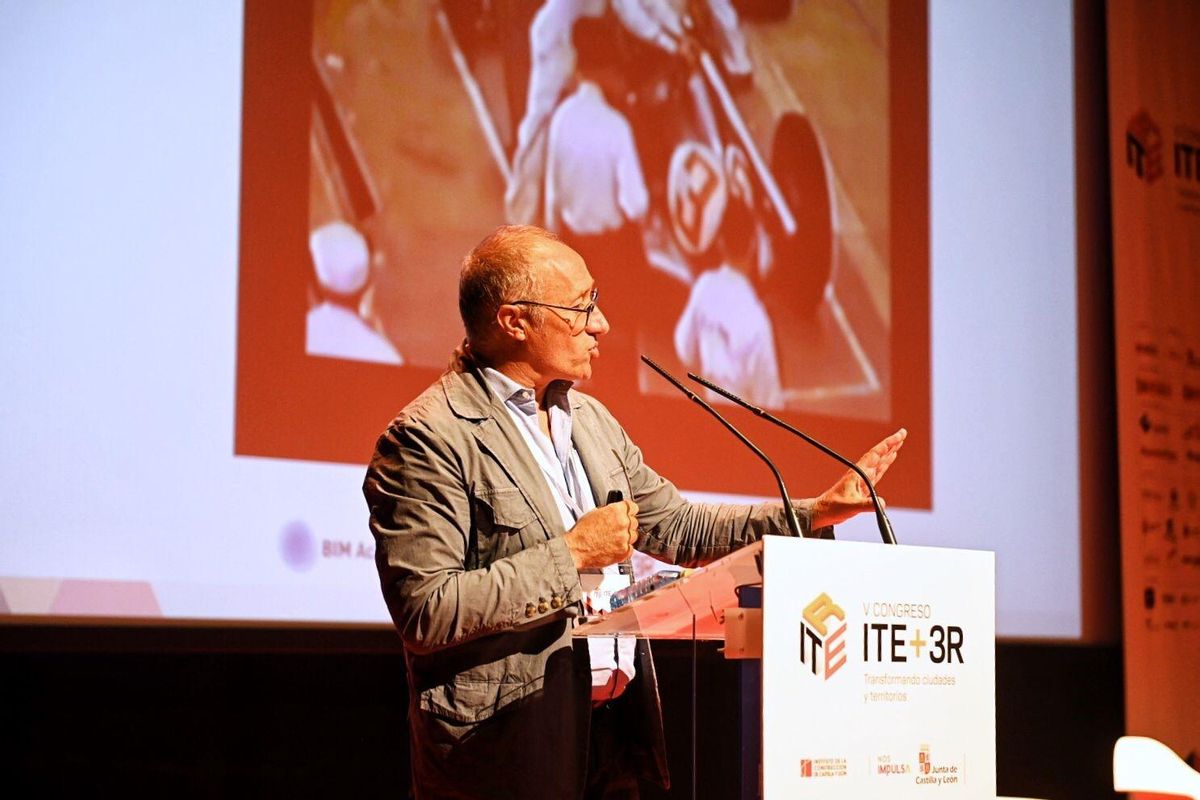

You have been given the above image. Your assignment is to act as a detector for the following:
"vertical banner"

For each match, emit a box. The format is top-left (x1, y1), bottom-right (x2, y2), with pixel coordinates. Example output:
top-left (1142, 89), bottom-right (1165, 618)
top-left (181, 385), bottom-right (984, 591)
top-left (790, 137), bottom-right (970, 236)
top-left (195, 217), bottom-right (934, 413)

top-left (1108, 0), bottom-right (1200, 762)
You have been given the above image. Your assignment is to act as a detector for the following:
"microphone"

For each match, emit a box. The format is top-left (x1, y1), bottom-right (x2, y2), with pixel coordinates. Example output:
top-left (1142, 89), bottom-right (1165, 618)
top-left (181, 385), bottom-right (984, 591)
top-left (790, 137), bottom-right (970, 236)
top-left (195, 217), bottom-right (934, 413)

top-left (640, 356), bottom-right (803, 538)
top-left (685, 372), bottom-right (897, 545)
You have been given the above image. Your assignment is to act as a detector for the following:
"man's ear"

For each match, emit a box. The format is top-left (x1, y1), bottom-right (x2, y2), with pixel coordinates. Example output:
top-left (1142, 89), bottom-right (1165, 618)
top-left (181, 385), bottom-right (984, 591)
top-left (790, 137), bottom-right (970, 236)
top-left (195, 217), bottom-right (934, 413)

top-left (495, 303), bottom-right (528, 342)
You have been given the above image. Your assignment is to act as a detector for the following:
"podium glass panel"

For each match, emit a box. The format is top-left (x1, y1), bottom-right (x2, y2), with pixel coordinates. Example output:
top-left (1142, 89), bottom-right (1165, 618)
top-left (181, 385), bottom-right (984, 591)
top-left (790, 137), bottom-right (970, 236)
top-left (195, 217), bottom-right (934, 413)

top-left (571, 541), bottom-right (765, 639)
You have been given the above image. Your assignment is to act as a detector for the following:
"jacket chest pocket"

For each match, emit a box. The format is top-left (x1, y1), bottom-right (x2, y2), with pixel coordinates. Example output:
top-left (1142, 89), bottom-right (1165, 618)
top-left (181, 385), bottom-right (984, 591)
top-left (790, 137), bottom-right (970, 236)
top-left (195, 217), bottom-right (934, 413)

top-left (468, 486), bottom-right (541, 567)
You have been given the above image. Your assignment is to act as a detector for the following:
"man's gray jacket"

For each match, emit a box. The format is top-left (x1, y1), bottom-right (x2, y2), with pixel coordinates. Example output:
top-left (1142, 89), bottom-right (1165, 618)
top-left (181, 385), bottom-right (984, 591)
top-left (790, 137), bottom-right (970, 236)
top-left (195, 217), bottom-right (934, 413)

top-left (363, 363), bottom-right (825, 797)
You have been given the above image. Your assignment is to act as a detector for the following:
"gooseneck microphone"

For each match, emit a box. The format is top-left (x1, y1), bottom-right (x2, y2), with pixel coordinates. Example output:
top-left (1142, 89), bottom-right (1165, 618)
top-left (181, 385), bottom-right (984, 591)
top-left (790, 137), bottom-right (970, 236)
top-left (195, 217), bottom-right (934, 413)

top-left (640, 356), bottom-right (803, 538)
top-left (685, 371), bottom-right (898, 545)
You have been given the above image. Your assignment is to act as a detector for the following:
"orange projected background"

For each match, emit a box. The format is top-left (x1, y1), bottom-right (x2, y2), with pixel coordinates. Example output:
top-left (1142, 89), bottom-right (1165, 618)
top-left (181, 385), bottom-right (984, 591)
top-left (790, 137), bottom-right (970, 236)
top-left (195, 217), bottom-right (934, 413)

top-left (235, 0), bottom-right (931, 508)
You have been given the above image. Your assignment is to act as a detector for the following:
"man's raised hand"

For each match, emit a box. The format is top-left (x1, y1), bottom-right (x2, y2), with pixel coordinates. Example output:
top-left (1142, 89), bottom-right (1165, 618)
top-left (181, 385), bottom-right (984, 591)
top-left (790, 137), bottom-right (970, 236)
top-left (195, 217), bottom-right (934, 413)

top-left (810, 428), bottom-right (907, 529)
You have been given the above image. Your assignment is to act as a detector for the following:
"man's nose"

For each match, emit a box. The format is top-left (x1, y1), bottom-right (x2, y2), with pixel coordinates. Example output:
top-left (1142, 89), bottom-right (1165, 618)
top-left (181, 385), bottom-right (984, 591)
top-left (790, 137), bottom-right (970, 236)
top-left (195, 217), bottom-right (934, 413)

top-left (588, 304), bottom-right (611, 336)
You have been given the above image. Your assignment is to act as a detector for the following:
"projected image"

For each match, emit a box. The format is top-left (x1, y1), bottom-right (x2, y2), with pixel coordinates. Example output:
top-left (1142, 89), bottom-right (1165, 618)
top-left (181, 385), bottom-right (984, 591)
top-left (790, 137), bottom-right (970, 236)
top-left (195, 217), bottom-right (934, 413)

top-left (308, 0), bottom-right (894, 417)
top-left (237, 0), bottom-right (927, 504)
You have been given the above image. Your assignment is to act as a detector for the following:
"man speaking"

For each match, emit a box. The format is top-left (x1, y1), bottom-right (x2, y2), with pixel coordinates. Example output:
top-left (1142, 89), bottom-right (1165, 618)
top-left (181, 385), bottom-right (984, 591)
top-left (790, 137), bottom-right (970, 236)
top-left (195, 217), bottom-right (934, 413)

top-left (363, 225), bottom-right (905, 799)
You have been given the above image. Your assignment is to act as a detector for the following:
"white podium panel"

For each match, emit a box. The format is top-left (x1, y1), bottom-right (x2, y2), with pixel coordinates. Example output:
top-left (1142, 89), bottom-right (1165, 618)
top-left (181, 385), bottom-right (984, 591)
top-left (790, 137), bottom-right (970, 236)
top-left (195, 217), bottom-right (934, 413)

top-left (762, 537), bottom-right (996, 799)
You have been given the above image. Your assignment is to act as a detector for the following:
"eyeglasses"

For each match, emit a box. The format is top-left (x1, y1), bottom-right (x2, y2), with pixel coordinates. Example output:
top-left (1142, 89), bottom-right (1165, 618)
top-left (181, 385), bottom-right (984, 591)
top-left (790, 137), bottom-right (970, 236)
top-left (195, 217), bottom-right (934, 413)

top-left (509, 288), bottom-right (599, 335)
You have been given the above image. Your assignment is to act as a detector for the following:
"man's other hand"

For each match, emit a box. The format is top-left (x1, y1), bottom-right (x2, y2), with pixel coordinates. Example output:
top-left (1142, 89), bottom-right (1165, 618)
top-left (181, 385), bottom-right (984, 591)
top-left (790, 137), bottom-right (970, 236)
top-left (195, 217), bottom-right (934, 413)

top-left (565, 500), bottom-right (640, 570)
top-left (810, 428), bottom-right (907, 529)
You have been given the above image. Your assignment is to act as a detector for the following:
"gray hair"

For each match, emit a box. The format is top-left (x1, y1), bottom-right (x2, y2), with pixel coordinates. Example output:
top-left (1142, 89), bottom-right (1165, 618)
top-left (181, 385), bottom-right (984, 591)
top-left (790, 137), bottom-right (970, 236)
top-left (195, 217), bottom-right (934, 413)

top-left (458, 225), bottom-right (560, 346)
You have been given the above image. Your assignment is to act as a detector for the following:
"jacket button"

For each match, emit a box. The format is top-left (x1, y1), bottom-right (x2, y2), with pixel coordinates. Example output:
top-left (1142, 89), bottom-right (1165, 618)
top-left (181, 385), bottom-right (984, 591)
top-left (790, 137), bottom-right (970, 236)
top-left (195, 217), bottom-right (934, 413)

top-left (525, 603), bottom-right (536, 618)
top-left (537, 599), bottom-right (549, 613)
top-left (550, 595), bottom-right (562, 609)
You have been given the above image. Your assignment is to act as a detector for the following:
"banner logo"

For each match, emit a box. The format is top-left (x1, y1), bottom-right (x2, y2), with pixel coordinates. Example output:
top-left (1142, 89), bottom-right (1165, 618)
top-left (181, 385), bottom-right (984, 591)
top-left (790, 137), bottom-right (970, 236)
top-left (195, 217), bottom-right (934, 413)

top-left (800, 592), bottom-right (848, 679)
top-left (915, 744), bottom-right (962, 786)
top-left (797, 756), bottom-right (848, 778)
top-left (1126, 110), bottom-right (1164, 183)
top-left (873, 754), bottom-right (912, 776)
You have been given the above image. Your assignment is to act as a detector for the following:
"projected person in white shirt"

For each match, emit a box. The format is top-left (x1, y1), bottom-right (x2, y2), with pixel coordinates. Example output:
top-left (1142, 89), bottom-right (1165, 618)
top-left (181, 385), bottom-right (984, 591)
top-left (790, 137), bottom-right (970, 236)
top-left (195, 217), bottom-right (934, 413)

top-left (505, 0), bottom-right (606, 226)
top-left (674, 182), bottom-right (784, 409)
top-left (543, 18), bottom-right (648, 242)
top-left (544, 15), bottom-right (650, 388)
top-left (306, 220), bottom-right (403, 366)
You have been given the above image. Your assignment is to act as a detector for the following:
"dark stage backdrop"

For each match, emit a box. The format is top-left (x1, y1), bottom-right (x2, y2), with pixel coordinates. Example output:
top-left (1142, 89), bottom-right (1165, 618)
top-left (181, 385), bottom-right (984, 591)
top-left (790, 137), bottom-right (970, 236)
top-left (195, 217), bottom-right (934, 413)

top-left (0, 634), bottom-right (1123, 800)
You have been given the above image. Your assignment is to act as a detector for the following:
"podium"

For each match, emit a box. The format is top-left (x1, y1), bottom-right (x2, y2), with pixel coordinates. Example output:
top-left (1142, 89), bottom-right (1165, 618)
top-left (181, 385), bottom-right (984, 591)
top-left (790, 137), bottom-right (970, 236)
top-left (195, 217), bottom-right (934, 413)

top-left (574, 537), bottom-right (997, 799)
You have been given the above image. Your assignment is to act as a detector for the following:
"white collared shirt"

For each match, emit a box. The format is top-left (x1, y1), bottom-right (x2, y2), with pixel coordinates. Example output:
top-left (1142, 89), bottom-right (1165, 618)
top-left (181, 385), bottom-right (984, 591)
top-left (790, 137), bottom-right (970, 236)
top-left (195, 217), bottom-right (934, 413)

top-left (482, 368), bottom-right (636, 702)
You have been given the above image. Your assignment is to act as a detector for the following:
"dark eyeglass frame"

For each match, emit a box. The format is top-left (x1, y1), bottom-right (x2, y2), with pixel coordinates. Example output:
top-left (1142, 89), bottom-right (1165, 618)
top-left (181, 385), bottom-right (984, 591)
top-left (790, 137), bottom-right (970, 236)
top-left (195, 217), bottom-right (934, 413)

top-left (508, 288), bottom-right (599, 334)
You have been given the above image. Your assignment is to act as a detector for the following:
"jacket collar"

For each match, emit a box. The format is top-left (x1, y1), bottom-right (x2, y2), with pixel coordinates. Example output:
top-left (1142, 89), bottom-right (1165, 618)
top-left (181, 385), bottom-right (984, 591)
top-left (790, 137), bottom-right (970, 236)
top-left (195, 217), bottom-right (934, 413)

top-left (442, 361), bottom-right (585, 420)
top-left (440, 365), bottom-right (496, 421)
top-left (439, 363), bottom-right (619, 513)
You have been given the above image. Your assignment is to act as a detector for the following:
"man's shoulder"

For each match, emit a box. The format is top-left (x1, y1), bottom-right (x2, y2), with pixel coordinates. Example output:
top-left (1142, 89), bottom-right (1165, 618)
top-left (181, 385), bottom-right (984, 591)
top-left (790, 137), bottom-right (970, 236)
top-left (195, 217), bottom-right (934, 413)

top-left (381, 370), bottom-right (485, 437)
top-left (385, 378), bottom-right (445, 427)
